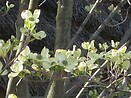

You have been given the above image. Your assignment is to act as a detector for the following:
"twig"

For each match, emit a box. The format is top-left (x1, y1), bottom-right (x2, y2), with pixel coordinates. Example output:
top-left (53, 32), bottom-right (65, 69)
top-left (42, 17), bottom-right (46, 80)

top-left (39, 0), bottom-right (46, 7)
top-left (127, 0), bottom-right (131, 5)
top-left (89, 0), bottom-right (127, 41)
top-left (105, 6), bottom-right (131, 27)
top-left (118, 22), bottom-right (131, 48)
top-left (66, 0), bottom-right (101, 49)
top-left (98, 77), bottom-right (123, 98)
top-left (75, 60), bottom-right (108, 98)
top-left (65, 85), bottom-right (78, 97)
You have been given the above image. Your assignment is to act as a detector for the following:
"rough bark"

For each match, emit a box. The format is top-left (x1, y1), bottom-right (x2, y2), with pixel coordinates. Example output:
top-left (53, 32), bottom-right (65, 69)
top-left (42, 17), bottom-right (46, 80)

top-left (55, 0), bottom-right (73, 49)
top-left (44, 0), bottom-right (73, 98)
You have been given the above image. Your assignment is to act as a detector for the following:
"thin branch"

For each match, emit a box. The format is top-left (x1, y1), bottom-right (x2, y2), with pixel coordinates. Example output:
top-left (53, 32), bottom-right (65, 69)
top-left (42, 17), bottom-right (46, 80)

top-left (75, 60), bottom-right (108, 98)
top-left (105, 6), bottom-right (131, 27)
top-left (66, 0), bottom-right (101, 49)
top-left (39, 0), bottom-right (46, 7)
top-left (89, 0), bottom-right (127, 41)
top-left (65, 85), bottom-right (78, 97)
top-left (118, 22), bottom-right (131, 48)
top-left (98, 77), bottom-right (123, 98)
top-left (127, 0), bottom-right (131, 5)
top-left (98, 70), bottom-right (128, 98)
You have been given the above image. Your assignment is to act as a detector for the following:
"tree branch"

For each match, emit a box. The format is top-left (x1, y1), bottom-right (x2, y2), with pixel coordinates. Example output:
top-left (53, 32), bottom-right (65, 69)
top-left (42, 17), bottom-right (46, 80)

top-left (75, 60), bottom-right (108, 98)
top-left (67, 0), bottom-right (101, 49)
top-left (89, 0), bottom-right (127, 41)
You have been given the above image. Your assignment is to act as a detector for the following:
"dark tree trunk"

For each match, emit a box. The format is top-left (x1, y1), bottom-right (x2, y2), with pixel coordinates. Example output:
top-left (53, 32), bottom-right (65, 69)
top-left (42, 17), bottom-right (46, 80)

top-left (44, 0), bottom-right (73, 98)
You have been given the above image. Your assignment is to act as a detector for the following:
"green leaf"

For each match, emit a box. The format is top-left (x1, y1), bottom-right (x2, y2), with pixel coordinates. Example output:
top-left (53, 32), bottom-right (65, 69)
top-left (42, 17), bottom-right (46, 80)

top-left (121, 60), bottom-right (130, 70)
top-left (9, 4), bottom-right (14, 8)
top-left (0, 40), bottom-right (11, 57)
top-left (32, 31), bottom-right (46, 40)
top-left (8, 94), bottom-right (17, 98)
top-left (20, 27), bottom-right (28, 34)
top-left (85, 60), bottom-right (97, 70)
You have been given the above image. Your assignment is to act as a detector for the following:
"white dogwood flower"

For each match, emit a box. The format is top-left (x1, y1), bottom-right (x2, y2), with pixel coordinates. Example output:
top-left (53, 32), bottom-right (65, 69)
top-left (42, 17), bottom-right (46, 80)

top-left (21, 9), bottom-right (41, 23)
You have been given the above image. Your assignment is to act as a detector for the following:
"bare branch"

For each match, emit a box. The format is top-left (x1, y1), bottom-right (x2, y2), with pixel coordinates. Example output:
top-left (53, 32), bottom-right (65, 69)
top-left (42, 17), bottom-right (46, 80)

top-left (89, 0), bottom-right (127, 41)
top-left (67, 0), bottom-right (101, 49)
top-left (105, 6), bottom-right (131, 27)
top-left (75, 60), bottom-right (108, 98)
top-left (127, 0), bottom-right (131, 5)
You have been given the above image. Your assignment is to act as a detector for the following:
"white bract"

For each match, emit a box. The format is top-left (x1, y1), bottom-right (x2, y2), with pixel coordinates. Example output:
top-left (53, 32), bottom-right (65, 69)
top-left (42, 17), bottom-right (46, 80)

top-left (21, 46), bottom-right (31, 56)
top-left (78, 62), bottom-right (86, 71)
top-left (10, 61), bottom-right (23, 73)
top-left (21, 9), bottom-right (41, 24)
top-left (55, 49), bottom-right (66, 66)
top-left (65, 56), bottom-right (78, 72)
top-left (8, 94), bottom-right (17, 98)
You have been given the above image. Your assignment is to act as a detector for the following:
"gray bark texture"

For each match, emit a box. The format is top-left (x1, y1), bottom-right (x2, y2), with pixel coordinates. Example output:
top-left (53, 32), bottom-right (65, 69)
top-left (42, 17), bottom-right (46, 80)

top-left (44, 0), bottom-right (73, 98)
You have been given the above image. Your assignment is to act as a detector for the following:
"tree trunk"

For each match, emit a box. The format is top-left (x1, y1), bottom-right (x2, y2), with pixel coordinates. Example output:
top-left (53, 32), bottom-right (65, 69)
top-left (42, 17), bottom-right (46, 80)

top-left (44, 0), bottom-right (73, 98)
top-left (55, 0), bottom-right (73, 50)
